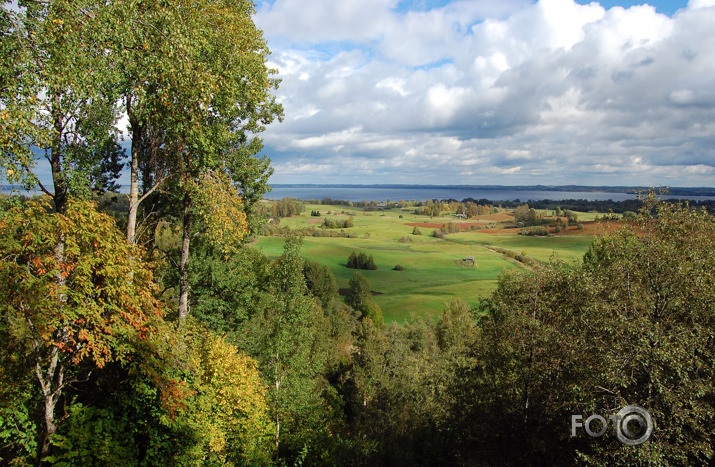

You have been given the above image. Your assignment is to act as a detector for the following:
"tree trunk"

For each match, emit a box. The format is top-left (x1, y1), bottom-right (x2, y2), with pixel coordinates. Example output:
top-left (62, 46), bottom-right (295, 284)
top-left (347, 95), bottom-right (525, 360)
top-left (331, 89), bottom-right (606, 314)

top-left (36, 221), bottom-right (69, 464)
top-left (178, 192), bottom-right (192, 320)
top-left (126, 101), bottom-right (142, 244)
top-left (126, 143), bottom-right (140, 244)
top-left (50, 94), bottom-right (67, 215)
top-left (37, 349), bottom-right (62, 466)
top-left (275, 415), bottom-right (280, 451)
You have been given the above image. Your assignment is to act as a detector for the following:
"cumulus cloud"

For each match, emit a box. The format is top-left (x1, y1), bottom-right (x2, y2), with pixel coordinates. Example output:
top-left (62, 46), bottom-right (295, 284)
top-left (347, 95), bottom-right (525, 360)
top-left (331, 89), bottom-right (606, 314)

top-left (255, 0), bottom-right (715, 186)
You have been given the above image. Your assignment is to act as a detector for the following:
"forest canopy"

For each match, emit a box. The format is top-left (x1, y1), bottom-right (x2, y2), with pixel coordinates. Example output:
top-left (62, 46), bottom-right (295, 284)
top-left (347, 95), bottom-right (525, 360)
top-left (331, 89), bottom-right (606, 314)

top-left (0, 0), bottom-right (713, 465)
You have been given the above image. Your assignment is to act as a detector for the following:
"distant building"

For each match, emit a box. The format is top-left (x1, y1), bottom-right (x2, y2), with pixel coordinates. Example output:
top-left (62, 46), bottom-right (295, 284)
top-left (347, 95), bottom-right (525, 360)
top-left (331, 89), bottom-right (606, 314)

top-left (464, 256), bottom-right (475, 262)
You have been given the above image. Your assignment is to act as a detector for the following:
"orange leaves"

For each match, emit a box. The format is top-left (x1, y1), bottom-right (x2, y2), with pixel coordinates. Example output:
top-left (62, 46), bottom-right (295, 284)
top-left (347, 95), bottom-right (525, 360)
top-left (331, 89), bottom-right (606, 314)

top-left (159, 377), bottom-right (195, 420)
top-left (0, 197), bottom-right (163, 372)
top-left (58, 262), bottom-right (74, 280)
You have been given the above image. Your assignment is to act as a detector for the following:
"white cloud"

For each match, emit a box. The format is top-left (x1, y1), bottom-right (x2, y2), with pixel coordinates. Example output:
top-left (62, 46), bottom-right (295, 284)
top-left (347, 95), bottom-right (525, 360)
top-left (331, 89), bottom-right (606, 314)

top-left (688, 0), bottom-right (715, 8)
top-left (255, 0), bottom-right (715, 186)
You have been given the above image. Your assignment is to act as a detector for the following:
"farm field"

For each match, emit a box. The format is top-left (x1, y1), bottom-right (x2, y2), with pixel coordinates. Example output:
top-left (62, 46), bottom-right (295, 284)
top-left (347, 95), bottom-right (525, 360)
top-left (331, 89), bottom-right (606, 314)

top-left (252, 203), bottom-right (610, 322)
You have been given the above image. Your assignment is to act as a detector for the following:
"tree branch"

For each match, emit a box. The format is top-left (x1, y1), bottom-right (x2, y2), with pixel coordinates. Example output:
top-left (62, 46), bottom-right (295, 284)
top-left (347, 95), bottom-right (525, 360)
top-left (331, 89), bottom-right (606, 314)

top-left (137, 176), bottom-right (168, 205)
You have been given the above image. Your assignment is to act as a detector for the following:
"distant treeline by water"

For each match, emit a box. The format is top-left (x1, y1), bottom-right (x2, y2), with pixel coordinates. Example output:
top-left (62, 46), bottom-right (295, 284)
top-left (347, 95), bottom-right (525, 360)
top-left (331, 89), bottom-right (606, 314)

top-left (4, 184), bottom-right (715, 213)
top-left (266, 184), bottom-right (715, 204)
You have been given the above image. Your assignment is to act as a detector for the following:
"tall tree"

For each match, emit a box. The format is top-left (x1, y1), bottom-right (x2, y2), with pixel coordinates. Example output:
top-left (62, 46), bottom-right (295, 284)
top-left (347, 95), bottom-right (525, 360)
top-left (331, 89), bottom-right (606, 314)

top-left (346, 272), bottom-right (383, 326)
top-left (1, 1), bottom-right (123, 214)
top-left (132, 0), bottom-right (282, 319)
top-left (243, 237), bottom-right (327, 459)
top-left (0, 198), bottom-right (162, 463)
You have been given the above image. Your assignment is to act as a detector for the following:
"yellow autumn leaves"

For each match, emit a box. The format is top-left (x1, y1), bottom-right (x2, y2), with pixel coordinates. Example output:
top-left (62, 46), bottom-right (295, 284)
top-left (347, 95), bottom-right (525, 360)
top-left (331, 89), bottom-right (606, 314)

top-left (191, 170), bottom-right (248, 256)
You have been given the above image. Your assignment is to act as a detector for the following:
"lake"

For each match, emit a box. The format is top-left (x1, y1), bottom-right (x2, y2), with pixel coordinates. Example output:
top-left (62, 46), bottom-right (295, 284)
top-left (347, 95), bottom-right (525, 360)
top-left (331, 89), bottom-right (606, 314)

top-left (265, 185), bottom-right (715, 203)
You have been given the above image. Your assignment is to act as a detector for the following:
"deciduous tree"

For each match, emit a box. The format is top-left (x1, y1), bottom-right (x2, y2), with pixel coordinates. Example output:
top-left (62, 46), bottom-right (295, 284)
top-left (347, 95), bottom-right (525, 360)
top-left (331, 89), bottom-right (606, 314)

top-left (0, 198), bottom-right (161, 462)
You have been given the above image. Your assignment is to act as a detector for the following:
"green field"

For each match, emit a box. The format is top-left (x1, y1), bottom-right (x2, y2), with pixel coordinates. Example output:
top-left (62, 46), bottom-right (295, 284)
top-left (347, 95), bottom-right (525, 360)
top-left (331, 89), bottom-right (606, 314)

top-left (252, 203), bottom-right (598, 322)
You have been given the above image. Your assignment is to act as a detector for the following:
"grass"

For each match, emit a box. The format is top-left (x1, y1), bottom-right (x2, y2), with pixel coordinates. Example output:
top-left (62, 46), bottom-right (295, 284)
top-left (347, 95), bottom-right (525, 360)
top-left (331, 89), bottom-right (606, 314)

top-left (448, 232), bottom-right (593, 263)
top-left (252, 203), bottom-right (608, 323)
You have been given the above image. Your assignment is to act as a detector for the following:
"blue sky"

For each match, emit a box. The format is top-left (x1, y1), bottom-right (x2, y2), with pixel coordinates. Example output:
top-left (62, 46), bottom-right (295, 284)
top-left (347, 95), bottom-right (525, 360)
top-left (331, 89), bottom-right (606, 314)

top-left (248, 0), bottom-right (715, 186)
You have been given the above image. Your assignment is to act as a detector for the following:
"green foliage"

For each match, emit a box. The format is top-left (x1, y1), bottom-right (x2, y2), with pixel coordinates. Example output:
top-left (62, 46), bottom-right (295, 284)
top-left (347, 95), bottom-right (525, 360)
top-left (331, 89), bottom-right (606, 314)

top-left (577, 200), bottom-right (715, 464)
top-left (514, 204), bottom-right (537, 226)
top-left (271, 198), bottom-right (305, 218)
top-left (1, 0), bottom-right (125, 208)
top-left (442, 222), bottom-right (460, 234)
top-left (520, 225), bottom-right (550, 236)
top-left (622, 210), bottom-right (638, 220)
top-left (412, 226), bottom-right (422, 235)
top-left (0, 197), bottom-right (162, 462)
top-left (447, 199), bottom-right (715, 465)
top-left (362, 301), bottom-right (384, 328)
top-left (323, 216), bottom-right (354, 229)
top-left (346, 251), bottom-right (377, 270)
top-left (436, 300), bottom-right (477, 354)
top-left (564, 209), bottom-right (578, 224)
top-left (430, 222), bottom-right (460, 239)
top-left (345, 272), bottom-right (372, 312)
top-left (345, 272), bottom-right (383, 327)
top-left (46, 321), bottom-right (274, 466)
top-left (415, 200), bottom-right (445, 217)
top-left (187, 240), bottom-right (267, 337)
top-left (0, 197), bottom-right (161, 368)
top-left (304, 260), bottom-right (339, 308)
top-left (0, 392), bottom-right (38, 465)
top-left (242, 236), bottom-right (330, 461)
top-left (191, 170), bottom-right (249, 255)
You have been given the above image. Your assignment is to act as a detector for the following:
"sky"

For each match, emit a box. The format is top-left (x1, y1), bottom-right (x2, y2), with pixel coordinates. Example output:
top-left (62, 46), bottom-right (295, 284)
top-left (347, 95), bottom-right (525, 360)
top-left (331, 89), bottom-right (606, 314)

top-left (251, 0), bottom-right (715, 186)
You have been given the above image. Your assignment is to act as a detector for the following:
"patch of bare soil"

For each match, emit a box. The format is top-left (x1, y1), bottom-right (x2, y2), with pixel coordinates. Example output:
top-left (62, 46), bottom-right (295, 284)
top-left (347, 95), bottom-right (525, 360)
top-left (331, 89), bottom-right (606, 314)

top-left (469, 212), bottom-right (514, 222)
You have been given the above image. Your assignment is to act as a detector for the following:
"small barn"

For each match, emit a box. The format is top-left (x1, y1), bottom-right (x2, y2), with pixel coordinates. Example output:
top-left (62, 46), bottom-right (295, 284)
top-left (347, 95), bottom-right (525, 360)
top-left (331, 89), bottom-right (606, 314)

top-left (454, 256), bottom-right (477, 267)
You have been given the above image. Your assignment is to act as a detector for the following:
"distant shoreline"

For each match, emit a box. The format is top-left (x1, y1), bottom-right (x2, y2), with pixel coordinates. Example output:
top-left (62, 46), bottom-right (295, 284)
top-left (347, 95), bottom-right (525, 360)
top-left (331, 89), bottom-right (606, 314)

top-left (270, 184), bottom-right (715, 197)
top-left (4, 183), bottom-right (714, 200)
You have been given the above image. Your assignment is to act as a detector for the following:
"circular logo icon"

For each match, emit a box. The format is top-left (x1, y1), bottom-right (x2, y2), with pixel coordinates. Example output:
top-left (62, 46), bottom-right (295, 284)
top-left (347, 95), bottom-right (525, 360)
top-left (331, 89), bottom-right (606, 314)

top-left (615, 405), bottom-right (653, 446)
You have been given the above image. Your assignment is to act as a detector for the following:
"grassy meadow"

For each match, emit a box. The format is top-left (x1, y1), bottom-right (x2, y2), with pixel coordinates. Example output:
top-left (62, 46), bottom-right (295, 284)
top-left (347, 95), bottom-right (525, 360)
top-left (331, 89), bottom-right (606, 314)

top-left (252, 203), bottom-right (603, 322)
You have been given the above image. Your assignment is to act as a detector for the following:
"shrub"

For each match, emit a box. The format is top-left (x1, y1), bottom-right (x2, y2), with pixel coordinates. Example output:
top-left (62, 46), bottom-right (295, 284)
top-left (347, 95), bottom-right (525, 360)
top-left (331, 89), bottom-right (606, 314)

top-left (346, 252), bottom-right (378, 270)
top-left (323, 216), bottom-right (354, 229)
top-left (442, 222), bottom-right (460, 234)
top-left (520, 226), bottom-right (549, 236)
top-left (393, 264), bottom-right (406, 271)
